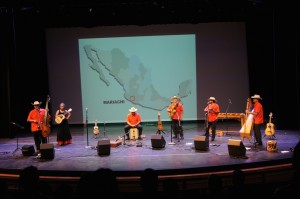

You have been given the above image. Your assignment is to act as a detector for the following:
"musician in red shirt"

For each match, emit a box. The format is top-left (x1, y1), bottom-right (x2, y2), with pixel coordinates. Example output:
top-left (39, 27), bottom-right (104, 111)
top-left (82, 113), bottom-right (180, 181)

top-left (246, 94), bottom-right (264, 145)
top-left (204, 97), bottom-right (220, 141)
top-left (27, 101), bottom-right (49, 154)
top-left (124, 107), bottom-right (143, 140)
top-left (167, 96), bottom-right (184, 139)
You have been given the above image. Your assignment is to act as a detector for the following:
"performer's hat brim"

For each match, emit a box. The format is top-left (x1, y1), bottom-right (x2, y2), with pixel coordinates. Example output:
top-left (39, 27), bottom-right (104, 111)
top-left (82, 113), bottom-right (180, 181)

top-left (251, 94), bottom-right (262, 99)
top-left (171, 96), bottom-right (181, 101)
top-left (207, 97), bottom-right (216, 102)
top-left (129, 107), bottom-right (138, 112)
top-left (31, 101), bottom-right (42, 106)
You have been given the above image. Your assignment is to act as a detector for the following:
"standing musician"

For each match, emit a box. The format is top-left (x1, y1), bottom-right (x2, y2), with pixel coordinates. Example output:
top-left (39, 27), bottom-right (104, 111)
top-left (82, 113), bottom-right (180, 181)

top-left (27, 101), bottom-right (50, 155)
top-left (246, 94), bottom-right (264, 146)
top-left (167, 96), bottom-right (184, 139)
top-left (55, 102), bottom-right (72, 146)
top-left (204, 97), bottom-right (220, 141)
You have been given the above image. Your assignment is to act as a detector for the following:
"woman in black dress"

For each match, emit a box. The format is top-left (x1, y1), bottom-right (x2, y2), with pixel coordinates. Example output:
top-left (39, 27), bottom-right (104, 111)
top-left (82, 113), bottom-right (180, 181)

top-left (55, 102), bottom-right (72, 146)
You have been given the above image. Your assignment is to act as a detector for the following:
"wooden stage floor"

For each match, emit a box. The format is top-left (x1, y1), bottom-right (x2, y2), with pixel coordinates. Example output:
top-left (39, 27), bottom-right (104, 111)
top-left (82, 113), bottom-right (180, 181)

top-left (1, 120), bottom-right (299, 179)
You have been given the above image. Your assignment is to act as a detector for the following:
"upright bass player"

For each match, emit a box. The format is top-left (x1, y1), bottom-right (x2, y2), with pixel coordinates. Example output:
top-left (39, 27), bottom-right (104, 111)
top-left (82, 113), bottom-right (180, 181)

top-left (27, 99), bottom-right (51, 155)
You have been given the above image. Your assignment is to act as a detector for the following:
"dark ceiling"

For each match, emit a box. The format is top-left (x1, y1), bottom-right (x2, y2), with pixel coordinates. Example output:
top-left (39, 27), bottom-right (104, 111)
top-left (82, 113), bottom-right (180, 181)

top-left (0, 0), bottom-right (269, 27)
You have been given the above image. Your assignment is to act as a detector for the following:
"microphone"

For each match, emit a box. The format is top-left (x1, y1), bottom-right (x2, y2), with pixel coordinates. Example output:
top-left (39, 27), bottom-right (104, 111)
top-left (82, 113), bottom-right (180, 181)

top-left (10, 122), bottom-right (24, 129)
top-left (228, 99), bottom-right (232, 104)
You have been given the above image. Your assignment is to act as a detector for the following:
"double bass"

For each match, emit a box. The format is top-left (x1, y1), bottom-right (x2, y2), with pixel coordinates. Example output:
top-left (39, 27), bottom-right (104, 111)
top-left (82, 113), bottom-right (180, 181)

top-left (42, 95), bottom-right (51, 137)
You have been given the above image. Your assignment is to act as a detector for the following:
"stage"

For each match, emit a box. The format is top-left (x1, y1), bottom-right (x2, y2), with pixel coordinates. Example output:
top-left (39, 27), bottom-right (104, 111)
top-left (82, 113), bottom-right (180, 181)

top-left (1, 120), bottom-right (299, 191)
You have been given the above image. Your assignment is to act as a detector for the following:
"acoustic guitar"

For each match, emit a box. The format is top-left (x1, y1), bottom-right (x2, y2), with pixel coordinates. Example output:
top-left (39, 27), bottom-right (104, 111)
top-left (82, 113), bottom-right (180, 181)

top-left (42, 95), bottom-right (51, 138)
top-left (168, 103), bottom-right (178, 118)
top-left (93, 119), bottom-right (100, 138)
top-left (157, 112), bottom-right (163, 131)
top-left (55, 108), bottom-right (72, 124)
top-left (265, 112), bottom-right (275, 136)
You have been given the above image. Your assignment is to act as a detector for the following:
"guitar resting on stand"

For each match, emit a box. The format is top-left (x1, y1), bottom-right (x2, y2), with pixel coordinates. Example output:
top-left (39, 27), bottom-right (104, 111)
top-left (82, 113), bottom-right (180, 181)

top-left (264, 112), bottom-right (276, 139)
top-left (156, 112), bottom-right (165, 135)
top-left (93, 119), bottom-right (99, 139)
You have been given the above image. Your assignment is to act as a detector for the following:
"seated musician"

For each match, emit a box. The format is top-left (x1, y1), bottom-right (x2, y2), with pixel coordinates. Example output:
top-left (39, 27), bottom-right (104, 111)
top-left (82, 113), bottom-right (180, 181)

top-left (124, 107), bottom-right (143, 140)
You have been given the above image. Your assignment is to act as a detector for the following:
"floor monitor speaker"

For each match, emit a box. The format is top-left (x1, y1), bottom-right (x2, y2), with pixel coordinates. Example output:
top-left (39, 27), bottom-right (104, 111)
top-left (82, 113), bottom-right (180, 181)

top-left (22, 145), bottom-right (35, 156)
top-left (97, 139), bottom-right (111, 156)
top-left (228, 139), bottom-right (246, 158)
top-left (194, 135), bottom-right (209, 151)
top-left (40, 143), bottom-right (55, 159)
top-left (151, 135), bottom-right (166, 148)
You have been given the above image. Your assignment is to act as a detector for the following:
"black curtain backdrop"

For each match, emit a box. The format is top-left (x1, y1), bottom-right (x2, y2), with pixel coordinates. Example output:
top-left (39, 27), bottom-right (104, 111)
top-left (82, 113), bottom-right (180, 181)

top-left (1, 1), bottom-right (299, 138)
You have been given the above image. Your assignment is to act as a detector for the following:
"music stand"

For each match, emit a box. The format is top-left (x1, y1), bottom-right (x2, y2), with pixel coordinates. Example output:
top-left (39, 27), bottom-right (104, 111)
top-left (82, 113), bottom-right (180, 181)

top-left (10, 122), bottom-right (24, 155)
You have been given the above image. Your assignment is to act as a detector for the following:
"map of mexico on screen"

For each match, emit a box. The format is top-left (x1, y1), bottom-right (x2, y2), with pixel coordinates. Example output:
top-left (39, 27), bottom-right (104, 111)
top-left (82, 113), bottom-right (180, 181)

top-left (79, 34), bottom-right (197, 123)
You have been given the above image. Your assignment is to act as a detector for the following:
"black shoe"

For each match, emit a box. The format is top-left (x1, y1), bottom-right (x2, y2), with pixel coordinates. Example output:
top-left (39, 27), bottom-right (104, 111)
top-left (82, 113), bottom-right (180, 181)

top-left (211, 138), bottom-right (215, 141)
top-left (254, 141), bottom-right (262, 145)
top-left (173, 136), bottom-right (178, 139)
top-left (180, 137), bottom-right (184, 140)
top-left (138, 137), bottom-right (142, 140)
top-left (126, 137), bottom-right (130, 140)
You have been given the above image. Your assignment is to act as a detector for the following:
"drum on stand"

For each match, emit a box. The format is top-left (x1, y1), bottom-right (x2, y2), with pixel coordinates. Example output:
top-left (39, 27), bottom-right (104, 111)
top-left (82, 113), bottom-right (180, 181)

top-left (129, 128), bottom-right (139, 140)
top-left (267, 140), bottom-right (277, 152)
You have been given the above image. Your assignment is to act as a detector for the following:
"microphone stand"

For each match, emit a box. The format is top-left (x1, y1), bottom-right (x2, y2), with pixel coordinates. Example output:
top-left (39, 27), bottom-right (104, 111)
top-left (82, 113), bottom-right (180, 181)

top-left (224, 100), bottom-right (231, 136)
top-left (10, 122), bottom-right (24, 155)
top-left (204, 111), bottom-right (208, 133)
top-left (102, 121), bottom-right (106, 138)
top-left (177, 114), bottom-right (180, 142)
top-left (168, 120), bottom-right (175, 145)
top-left (85, 108), bottom-right (91, 148)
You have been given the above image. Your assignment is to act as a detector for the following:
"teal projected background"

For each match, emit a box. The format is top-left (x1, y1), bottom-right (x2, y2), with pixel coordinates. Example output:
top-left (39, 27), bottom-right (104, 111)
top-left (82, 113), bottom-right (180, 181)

top-left (78, 35), bottom-right (197, 123)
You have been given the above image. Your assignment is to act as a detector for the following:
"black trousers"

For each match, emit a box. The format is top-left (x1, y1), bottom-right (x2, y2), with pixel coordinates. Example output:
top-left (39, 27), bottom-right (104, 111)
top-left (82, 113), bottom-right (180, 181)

top-left (205, 121), bottom-right (217, 140)
top-left (33, 130), bottom-right (47, 151)
top-left (253, 123), bottom-right (262, 144)
top-left (172, 119), bottom-right (183, 138)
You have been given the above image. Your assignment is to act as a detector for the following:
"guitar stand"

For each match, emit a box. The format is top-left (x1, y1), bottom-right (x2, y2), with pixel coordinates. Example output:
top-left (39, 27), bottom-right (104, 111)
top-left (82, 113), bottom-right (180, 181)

top-left (264, 134), bottom-right (276, 140)
top-left (156, 130), bottom-right (165, 135)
